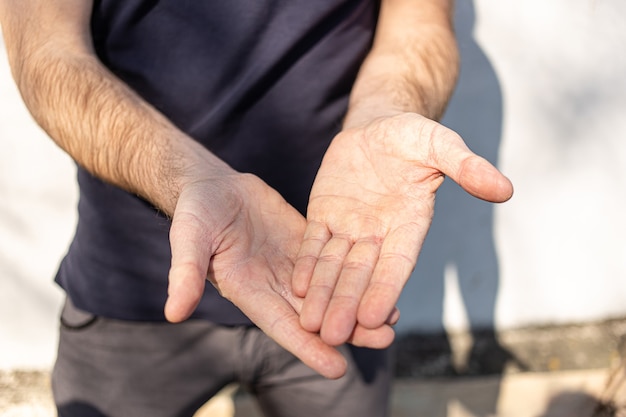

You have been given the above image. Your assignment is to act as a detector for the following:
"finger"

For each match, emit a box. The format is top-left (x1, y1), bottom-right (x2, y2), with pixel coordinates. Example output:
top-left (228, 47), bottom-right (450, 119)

top-left (238, 287), bottom-right (348, 379)
top-left (164, 211), bottom-right (212, 323)
top-left (292, 221), bottom-right (331, 297)
top-left (319, 238), bottom-right (380, 346)
top-left (348, 323), bottom-right (396, 349)
top-left (358, 224), bottom-right (423, 329)
top-left (455, 154), bottom-right (514, 203)
top-left (386, 307), bottom-right (401, 326)
top-left (299, 235), bottom-right (352, 332)
top-left (427, 126), bottom-right (514, 203)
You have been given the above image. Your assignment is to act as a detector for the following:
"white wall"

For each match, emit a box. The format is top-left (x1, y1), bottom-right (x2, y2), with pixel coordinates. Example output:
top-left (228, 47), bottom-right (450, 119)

top-left (1, 0), bottom-right (626, 369)
top-left (397, 0), bottom-right (626, 333)
top-left (492, 0), bottom-right (626, 329)
top-left (0, 34), bottom-right (76, 369)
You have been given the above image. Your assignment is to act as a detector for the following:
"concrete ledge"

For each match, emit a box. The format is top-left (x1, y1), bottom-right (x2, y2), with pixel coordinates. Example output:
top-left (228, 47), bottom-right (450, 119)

top-left (3, 319), bottom-right (626, 416)
top-left (395, 318), bottom-right (626, 377)
top-left (3, 368), bottom-right (626, 417)
top-left (0, 371), bottom-right (53, 417)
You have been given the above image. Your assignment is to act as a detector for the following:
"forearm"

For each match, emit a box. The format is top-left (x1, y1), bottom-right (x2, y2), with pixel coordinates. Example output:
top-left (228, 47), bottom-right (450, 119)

top-left (344, 0), bottom-right (459, 128)
top-left (1, 1), bottom-right (232, 215)
top-left (16, 49), bottom-right (224, 214)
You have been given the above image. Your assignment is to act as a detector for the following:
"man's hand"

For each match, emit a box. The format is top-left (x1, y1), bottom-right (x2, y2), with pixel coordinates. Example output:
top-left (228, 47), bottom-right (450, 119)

top-left (163, 173), bottom-right (347, 378)
top-left (163, 172), bottom-right (395, 378)
top-left (293, 113), bottom-right (513, 346)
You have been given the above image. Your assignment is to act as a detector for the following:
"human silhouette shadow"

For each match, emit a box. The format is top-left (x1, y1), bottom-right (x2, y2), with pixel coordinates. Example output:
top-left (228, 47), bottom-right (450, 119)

top-left (395, 0), bottom-right (525, 415)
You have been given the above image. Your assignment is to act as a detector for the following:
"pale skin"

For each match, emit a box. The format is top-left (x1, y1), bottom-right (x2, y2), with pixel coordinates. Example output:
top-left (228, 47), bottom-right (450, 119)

top-left (0, 0), bottom-right (512, 380)
top-left (295, 0), bottom-right (513, 346)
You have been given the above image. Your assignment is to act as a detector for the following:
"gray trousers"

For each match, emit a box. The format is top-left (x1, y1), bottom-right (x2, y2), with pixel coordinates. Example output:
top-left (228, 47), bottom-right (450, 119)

top-left (52, 298), bottom-right (392, 417)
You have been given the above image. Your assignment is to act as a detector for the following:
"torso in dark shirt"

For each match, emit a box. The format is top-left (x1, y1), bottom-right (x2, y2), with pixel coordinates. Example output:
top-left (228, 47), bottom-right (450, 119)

top-left (56, 0), bottom-right (378, 324)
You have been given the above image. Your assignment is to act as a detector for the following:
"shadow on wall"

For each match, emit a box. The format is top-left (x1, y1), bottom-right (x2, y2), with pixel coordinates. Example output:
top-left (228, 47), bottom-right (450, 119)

top-left (537, 391), bottom-right (621, 417)
top-left (395, 0), bottom-right (524, 415)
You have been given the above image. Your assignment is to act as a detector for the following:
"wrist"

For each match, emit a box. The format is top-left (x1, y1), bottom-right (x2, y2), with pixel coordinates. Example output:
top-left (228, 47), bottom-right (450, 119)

top-left (162, 137), bottom-right (240, 216)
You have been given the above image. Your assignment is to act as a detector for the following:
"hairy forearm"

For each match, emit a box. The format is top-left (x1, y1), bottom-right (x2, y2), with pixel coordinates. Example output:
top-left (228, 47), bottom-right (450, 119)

top-left (18, 51), bottom-right (154, 199)
top-left (15, 49), bottom-right (202, 213)
top-left (344, 0), bottom-right (459, 128)
top-left (1, 4), bottom-right (230, 215)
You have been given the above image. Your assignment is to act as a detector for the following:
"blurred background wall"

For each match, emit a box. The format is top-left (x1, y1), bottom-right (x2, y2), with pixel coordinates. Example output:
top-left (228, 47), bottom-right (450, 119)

top-left (397, 0), bottom-right (626, 335)
top-left (0, 30), bottom-right (76, 369)
top-left (1, 0), bottom-right (626, 371)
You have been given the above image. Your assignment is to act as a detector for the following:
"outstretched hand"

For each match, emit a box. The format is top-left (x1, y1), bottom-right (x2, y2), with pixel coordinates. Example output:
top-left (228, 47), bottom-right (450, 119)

top-left (163, 172), bottom-right (394, 379)
top-left (293, 113), bottom-right (513, 346)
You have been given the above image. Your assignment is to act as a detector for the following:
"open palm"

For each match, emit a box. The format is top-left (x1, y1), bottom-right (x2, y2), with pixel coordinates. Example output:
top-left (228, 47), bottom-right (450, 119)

top-left (164, 174), bottom-right (349, 378)
top-left (164, 173), bottom-right (398, 378)
top-left (294, 113), bottom-right (513, 346)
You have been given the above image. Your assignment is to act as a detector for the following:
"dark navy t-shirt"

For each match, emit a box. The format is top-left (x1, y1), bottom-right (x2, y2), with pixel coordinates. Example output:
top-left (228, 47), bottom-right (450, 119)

top-left (55, 0), bottom-right (378, 324)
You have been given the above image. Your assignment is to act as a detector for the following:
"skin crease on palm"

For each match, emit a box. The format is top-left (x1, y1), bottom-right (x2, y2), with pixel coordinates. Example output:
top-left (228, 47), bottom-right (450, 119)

top-left (162, 113), bottom-right (513, 380)
top-left (293, 113), bottom-right (513, 348)
top-left (164, 173), bottom-right (403, 379)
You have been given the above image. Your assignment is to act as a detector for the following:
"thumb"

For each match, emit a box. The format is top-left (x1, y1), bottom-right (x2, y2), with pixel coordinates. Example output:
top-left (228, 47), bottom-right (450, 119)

top-left (164, 210), bottom-right (212, 323)
top-left (429, 126), bottom-right (513, 203)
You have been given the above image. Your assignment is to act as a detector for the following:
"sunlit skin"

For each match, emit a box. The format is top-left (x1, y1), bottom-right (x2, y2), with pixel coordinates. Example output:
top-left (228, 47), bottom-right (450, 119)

top-left (0, 0), bottom-right (512, 380)
top-left (294, 113), bottom-right (513, 347)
